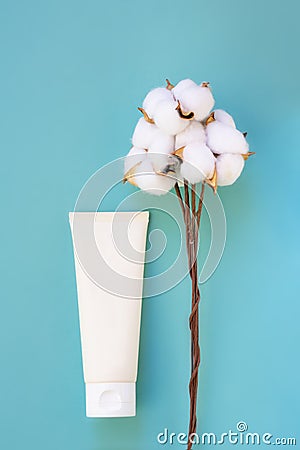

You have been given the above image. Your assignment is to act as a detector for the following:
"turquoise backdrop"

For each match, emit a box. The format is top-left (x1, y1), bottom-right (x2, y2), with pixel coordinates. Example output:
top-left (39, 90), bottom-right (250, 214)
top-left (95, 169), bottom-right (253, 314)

top-left (1, 0), bottom-right (299, 449)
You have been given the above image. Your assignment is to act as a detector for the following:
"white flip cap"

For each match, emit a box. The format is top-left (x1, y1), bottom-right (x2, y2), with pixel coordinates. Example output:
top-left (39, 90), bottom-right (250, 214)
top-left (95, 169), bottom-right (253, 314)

top-left (85, 382), bottom-right (136, 417)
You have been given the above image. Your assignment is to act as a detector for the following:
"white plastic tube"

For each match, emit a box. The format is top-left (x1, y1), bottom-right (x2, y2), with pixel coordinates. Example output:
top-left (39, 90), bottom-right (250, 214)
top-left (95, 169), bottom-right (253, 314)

top-left (69, 212), bottom-right (149, 417)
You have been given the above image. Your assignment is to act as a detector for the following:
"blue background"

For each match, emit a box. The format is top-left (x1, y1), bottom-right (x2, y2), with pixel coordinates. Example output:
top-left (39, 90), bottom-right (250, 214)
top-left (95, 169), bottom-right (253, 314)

top-left (1, 0), bottom-right (299, 449)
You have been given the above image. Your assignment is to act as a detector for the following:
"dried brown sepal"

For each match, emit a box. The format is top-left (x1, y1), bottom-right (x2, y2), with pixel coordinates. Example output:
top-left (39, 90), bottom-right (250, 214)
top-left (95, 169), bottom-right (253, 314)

top-left (205, 112), bottom-right (215, 125)
top-left (122, 162), bottom-right (142, 186)
top-left (166, 78), bottom-right (174, 90)
top-left (172, 146), bottom-right (185, 159)
top-left (127, 178), bottom-right (138, 187)
top-left (243, 132), bottom-right (248, 138)
top-left (201, 81), bottom-right (210, 88)
top-left (137, 107), bottom-right (155, 124)
top-left (155, 169), bottom-right (174, 177)
top-left (205, 166), bottom-right (218, 194)
top-left (242, 151), bottom-right (255, 160)
top-left (176, 100), bottom-right (194, 120)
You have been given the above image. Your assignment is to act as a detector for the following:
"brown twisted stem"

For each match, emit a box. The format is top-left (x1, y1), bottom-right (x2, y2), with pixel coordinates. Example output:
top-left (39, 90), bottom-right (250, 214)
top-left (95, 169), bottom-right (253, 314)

top-left (174, 182), bottom-right (205, 450)
top-left (184, 180), bottom-right (192, 274)
top-left (184, 181), bottom-right (195, 405)
top-left (174, 182), bottom-right (185, 217)
top-left (188, 183), bottom-right (205, 449)
top-left (196, 183), bottom-right (205, 227)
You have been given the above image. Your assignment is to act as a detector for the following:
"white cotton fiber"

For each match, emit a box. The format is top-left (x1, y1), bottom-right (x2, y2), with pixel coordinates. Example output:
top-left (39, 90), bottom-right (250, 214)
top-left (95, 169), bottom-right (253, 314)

top-left (180, 142), bottom-right (215, 184)
top-left (214, 109), bottom-right (236, 128)
top-left (216, 154), bottom-right (245, 186)
top-left (148, 133), bottom-right (174, 171)
top-left (132, 118), bottom-right (159, 149)
top-left (135, 159), bottom-right (175, 195)
top-left (142, 87), bottom-right (173, 118)
top-left (148, 153), bottom-right (171, 172)
top-left (175, 121), bottom-right (206, 148)
top-left (172, 79), bottom-right (197, 99)
top-left (177, 84), bottom-right (215, 121)
top-left (148, 132), bottom-right (175, 155)
top-left (153, 98), bottom-right (190, 135)
top-left (206, 121), bottom-right (249, 154)
top-left (124, 146), bottom-right (146, 175)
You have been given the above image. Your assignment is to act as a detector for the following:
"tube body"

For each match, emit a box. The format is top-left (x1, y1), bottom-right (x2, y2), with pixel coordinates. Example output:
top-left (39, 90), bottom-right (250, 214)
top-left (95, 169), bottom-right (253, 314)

top-left (69, 212), bottom-right (149, 417)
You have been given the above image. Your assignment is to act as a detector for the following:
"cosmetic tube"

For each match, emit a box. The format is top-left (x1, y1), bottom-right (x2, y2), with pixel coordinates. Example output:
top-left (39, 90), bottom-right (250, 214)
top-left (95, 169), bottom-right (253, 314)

top-left (69, 212), bottom-right (149, 417)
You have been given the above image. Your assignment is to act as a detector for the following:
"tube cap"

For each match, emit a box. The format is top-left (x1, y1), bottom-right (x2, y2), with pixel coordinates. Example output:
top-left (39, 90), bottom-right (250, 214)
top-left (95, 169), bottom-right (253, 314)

top-left (85, 382), bottom-right (136, 417)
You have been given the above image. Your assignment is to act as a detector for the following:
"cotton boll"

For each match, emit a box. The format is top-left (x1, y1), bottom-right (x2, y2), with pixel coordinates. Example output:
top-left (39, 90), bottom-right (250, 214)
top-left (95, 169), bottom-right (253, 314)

top-left (135, 159), bottom-right (175, 195)
top-left (213, 109), bottom-right (236, 128)
top-left (180, 142), bottom-right (215, 184)
top-left (175, 121), bottom-right (206, 148)
top-left (148, 132), bottom-right (175, 154)
top-left (124, 146), bottom-right (147, 175)
top-left (148, 133), bottom-right (175, 171)
top-left (132, 118), bottom-right (159, 149)
top-left (142, 87), bottom-right (173, 118)
top-left (148, 152), bottom-right (171, 172)
top-left (172, 79), bottom-right (197, 99)
top-left (216, 154), bottom-right (245, 186)
top-left (178, 84), bottom-right (215, 121)
top-left (206, 121), bottom-right (249, 154)
top-left (153, 99), bottom-right (190, 135)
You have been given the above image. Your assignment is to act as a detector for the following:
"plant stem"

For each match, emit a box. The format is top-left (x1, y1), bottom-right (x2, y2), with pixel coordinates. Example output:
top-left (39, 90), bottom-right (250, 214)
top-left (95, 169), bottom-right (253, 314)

top-left (184, 180), bottom-right (192, 273)
top-left (196, 183), bottom-right (205, 227)
top-left (174, 182), bottom-right (185, 217)
top-left (174, 181), bottom-right (205, 450)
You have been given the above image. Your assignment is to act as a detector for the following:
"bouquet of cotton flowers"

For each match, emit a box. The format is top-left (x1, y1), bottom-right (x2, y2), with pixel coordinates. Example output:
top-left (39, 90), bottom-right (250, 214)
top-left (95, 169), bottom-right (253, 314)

top-left (123, 78), bottom-right (254, 449)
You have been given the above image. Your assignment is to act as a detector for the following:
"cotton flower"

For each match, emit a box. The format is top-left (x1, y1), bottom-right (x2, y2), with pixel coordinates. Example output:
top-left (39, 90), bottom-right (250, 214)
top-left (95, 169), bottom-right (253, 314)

top-left (132, 117), bottom-right (174, 152)
top-left (124, 146), bottom-right (147, 177)
top-left (147, 152), bottom-right (172, 173)
top-left (132, 118), bottom-right (159, 149)
top-left (179, 142), bottom-right (216, 185)
top-left (125, 78), bottom-right (253, 195)
top-left (213, 109), bottom-right (236, 128)
top-left (134, 159), bottom-right (176, 195)
top-left (148, 135), bottom-right (174, 172)
top-left (131, 117), bottom-right (175, 173)
top-left (175, 121), bottom-right (206, 149)
top-left (153, 98), bottom-right (190, 135)
top-left (216, 153), bottom-right (245, 186)
top-left (173, 81), bottom-right (215, 121)
top-left (148, 133), bottom-right (174, 154)
top-left (206, 120), bottom-right (249, 154)
top-left (142, 87), bottom-right (173, 119)
top-left (172, 78), bottom-right (197, 99)
top-left (124, 145), bottom-right (176, 195)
